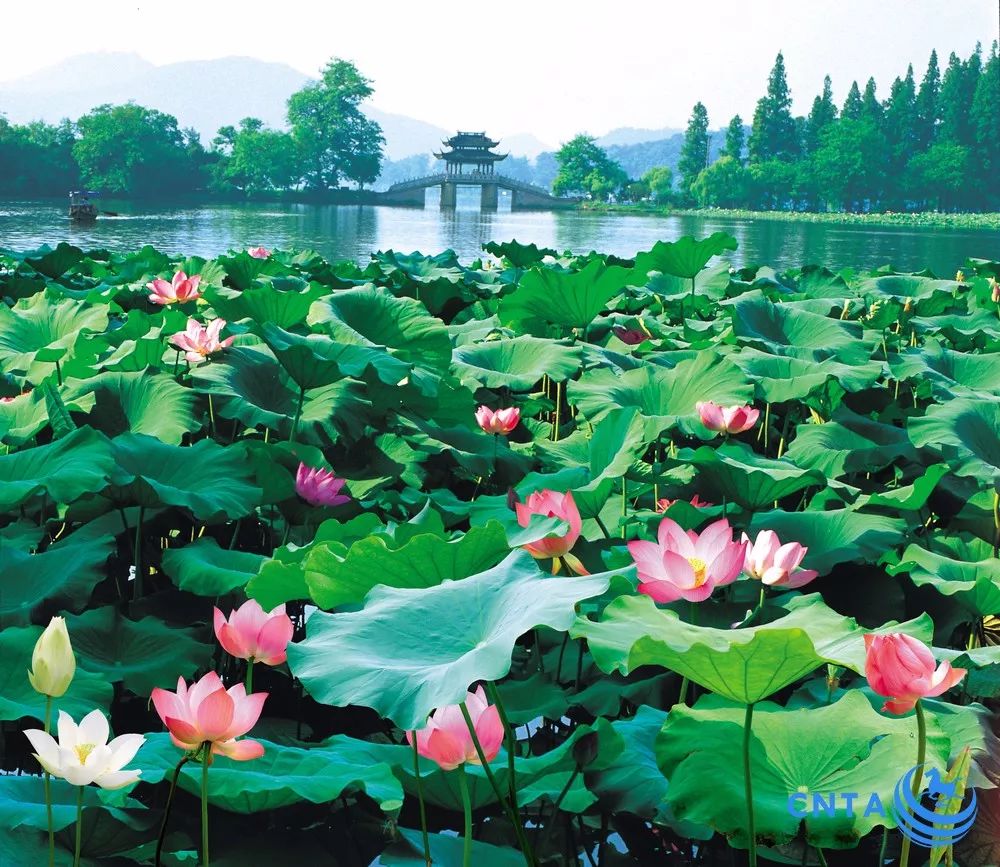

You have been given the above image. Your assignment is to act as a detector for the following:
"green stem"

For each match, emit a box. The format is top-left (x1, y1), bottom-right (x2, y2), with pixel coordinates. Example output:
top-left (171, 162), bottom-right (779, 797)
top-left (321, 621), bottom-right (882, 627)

top-left (815, 847), bottom-right (828, 867)
top-left (73, 786), bottom-right (83, 867)
top-left (133, 506), bottom-right (145, 600)
top-left (245, 659), bottom-right (254, 694)
top-left (876, 826), bottom-right (888, 866)
top-left (485, 682), bottom-right (520, 823)
top-left (552, 381), bottom-right (562, 442)
top-left (993, 490), bottom-right (999, 558)
top-left (458, 763), bottom-right (472, 867)
top-left (677, 677), bottom-right (689, 706)
top-left (594, 515), bottom-right (611, 539)
top-left (289, 385), bottom-right (305, 445)
top-left (44, 695), bottom-right (54, 867)
top-left (743, 702), bottom-right (758, 867)
top-left (155, 755), bottom-right (191, 867)
top-left (201, 749), bottom-right (210, 867)
top-left (55, 358), bottom-right (63, 387)
top-left (620, 479), bottom-right (627, 539)
top-left (898, 701), bottom-right (927, 867)
top-left (411, 736), bottom-right (432, 867)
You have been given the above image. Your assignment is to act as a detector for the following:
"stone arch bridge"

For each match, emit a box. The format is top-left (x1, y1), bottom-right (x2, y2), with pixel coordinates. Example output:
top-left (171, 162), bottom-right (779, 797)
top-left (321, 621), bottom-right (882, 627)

top-left (378, 172), bottom-right (579, 211)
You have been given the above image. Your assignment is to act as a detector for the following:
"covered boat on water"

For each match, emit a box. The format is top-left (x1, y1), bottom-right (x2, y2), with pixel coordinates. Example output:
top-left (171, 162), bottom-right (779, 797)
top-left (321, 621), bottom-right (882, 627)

top-left (68, 190), bottom-right (99, 222)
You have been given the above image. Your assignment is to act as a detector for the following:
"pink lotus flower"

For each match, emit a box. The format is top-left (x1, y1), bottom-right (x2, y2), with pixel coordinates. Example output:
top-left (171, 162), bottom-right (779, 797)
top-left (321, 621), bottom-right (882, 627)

top-left (151, 671), bottom-right (266, 760)
top-left (406, 686), bottom-right (504, 771)
top-left (146, 270), bottom-right (202, 305)
top-left (991, 277), bottom-right (1000, 303)
top-left (475, 405), bottom-right (520, 435)
top-left (627, 517), bottom-right (746, 603)
top-left (169, 318), bottom-right (234, 363)
top-left (656, 494), bottom-right (713, 513)
top-left (864, 633), bottom-right (966, 715)
top-left (295, 462), bottom-right (350, 507)
top-left (612, 325), bottom-right (647, 345)
top-left (247, 246), bottom-right (271, 259)
top-left (515, 490), bottom-right (582, 560)
top-left (213, 600), bottom-right (293, 666)
top-left (696, 401), bottom-right (759, 434)
top-left (741, 530), bottom-right (818, 589)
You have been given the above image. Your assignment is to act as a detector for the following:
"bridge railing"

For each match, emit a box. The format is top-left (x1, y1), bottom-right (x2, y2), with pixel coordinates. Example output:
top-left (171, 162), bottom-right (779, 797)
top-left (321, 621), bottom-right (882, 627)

top-left (384, 172), bottom-right (560, 198)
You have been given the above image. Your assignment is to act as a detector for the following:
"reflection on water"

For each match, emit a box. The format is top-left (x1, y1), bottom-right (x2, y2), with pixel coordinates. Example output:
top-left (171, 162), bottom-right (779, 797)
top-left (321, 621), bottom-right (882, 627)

top-left (0, 197), bottom-right (994, 274)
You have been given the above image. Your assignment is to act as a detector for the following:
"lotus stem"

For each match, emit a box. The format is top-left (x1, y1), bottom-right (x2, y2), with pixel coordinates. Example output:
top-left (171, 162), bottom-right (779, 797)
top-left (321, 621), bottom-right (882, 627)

top-left (898, 701), bottom-right (927, 867)
top-left (44, 695), bottom-right (54, 867)
top-left (411, 736), bottom-right (432, 867)
top-left (289, 385), bottom-right (306, 445)
top-left (552, 381), bottom-right (562, 441)
top-left (992, 490), bottom-right (999, 558)
top-left (743, 702), bottom-right (757, 867)
top-left (245, 659), bottom-right (254, 693)
top-left (815, 847), bottom-right (828, 867)
top-left (133, 506), bottom-right (144, 599)
top-left (620, 479), bottom-right (627, 538)
top-left (677, 676), bottom-right (689, 706)
top-left (155, 754), bottom-right (191, 867)
top-left (55, 358), bottom-right (62, 386)
top-left (485, 682), bottom-right (520, 821)
top-left (594, 515), bottom-right (611, 539)
top-left (458, 763), bottom-right (473, 867)
top-left (71, 785), bottom-right (84, 867)
top-left (201, 747), bottom-right (211, 867)
top-left (876, 826), bottom-right (888, 866)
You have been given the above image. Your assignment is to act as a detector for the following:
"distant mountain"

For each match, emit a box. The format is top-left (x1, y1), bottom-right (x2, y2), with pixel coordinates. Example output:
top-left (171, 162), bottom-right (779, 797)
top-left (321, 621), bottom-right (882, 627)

top-left (498, 133), bottom-right (553, 159)
top-left (596, 126), bottom-right (683, 147)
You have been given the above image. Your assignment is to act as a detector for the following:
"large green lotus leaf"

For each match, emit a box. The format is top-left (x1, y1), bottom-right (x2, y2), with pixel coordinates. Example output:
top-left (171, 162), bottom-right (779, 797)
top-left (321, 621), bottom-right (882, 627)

top-left (535, 407), bottom-right (648, 486)
top-left (859, 463), bottom-right (950, 511)
top-left (0, 426), bottom-right (114, 510)
top-left (0, 291), bottom-right (108, 373)
top-left (298, 377), bottom-right (373, 444)
top-left (110, 433), bottom-right (261, 522)
top-left (747, 508), bottom-right (907, 576)
top-left (483, 239), bottom-right (557, 268)
top-left (656, 691), bottom-right (949, 850)
top-left (205, 279), bottom-right (328, 328)
top-left (728, 292), bottom-right (867, 362)
top-left (452, 335), bottom-right (582, 390)
top-left (397, 414), bottom-right (533, 479)
top-left (261, 322), bottom-right (409, 389)
top-left (304, 520), bottom-right (511, 609)
top-left (0, 388), bottom-right (49, 446)
top-left (0, 624), bottom-right (113, 722)
top-left (24, 242), bottom-right (85, 279)
top-left (784, 409), bottom-right (917, 477)
top-left (681, 441), bottom-right (825, 509)
top-left (308, 285), bottom-right (452, 370)
top-left (573, 593), bottom-right (929, 704)
top-left (64, 605), bottom-right (211, 694)
top-left (498, 259), bottom-right (633, 332)
top-left (0, 534), bottom-right (114, 619)
top-left (731, 349), bottom-right (882, 404)
top-left (161, 537), bottom-right (267, 596)
top-left (62, 371), bottom-right (196, 444)
top-left (569, 352), bottom-right (752, 433)
top-left (633, 232), bottom-right (737, 279)
top-left (855, 273), bottom-right (957, 302)
top-left (890, 341), bottom-right (1000, 399)
top-left (0, 776), bottom-right (136, 833)
top-left (137, 732), bottom-right (403, 814)
top-left (887, 538), bottom-right (1000, 615)
top-left (288, 549), bottom-right (615, 729)
top-left (383, 830), bottom-right (522, 867)
top-left (908, 398), bottom-right (1000, 485)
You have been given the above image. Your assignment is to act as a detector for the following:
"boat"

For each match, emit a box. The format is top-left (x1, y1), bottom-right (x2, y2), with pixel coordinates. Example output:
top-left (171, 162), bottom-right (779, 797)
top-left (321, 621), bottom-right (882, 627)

top-left (68, 190), bottom-right (99, 222)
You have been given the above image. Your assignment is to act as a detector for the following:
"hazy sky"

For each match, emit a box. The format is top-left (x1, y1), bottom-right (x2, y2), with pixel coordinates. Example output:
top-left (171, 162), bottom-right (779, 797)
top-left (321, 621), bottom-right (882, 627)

top-left (2, 0), bottom-right (996, 143)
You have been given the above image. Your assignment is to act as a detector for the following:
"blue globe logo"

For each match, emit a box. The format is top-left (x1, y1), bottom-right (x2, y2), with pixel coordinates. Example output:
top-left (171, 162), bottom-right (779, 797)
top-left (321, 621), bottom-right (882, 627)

top-left (893, 764), bottom-right (978, 847)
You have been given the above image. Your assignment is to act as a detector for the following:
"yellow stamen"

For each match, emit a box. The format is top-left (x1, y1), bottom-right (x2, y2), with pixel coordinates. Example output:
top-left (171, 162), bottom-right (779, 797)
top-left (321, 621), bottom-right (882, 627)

top-left (688, 557), bottom-right (708, 587)
top-left (74, 743), bottom-right (96, 764)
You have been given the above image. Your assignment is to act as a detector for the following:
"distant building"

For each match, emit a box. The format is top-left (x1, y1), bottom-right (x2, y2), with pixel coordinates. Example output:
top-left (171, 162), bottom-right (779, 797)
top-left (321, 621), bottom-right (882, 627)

top-left (434, 132), bottom-right (508, 175)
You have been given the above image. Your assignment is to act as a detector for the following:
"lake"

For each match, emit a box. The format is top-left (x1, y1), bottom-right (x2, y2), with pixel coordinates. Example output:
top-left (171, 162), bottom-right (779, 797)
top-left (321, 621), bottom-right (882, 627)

top-left (1, 195), bottom-right (995, 274)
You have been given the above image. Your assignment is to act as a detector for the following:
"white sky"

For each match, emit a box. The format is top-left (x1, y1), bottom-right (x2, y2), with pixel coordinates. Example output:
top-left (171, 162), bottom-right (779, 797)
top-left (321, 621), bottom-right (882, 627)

top-left (1, 0), bottom-right (996, 143)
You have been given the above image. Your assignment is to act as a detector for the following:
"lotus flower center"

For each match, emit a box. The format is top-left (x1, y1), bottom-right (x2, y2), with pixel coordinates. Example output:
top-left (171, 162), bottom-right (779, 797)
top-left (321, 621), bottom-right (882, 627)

top-left (687, 557), bottom-right (708, 587)
top-left (74, 743), bottom-right (96, 764)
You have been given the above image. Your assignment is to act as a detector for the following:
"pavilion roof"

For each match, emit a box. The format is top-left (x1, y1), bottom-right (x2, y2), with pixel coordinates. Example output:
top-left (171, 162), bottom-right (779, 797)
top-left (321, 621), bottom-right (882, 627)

top-left (434, 149), bottom-right (508, 162)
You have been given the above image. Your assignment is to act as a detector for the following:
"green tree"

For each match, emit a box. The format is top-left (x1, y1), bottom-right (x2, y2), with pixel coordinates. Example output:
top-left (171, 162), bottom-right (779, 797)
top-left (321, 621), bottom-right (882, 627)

top-left (939, 47), bottom-right (982, 147)
top-left (861, 78), bottom-right (883, 128)
top-left (677, 102), bottom-right (710, 201)
top-left (721, 115), bottom-right (745, 163)
top-left (749, 52), bottom-right (798, 162)
top-left (212, 118), bottom-right (300, 195)
top-left (641, 165), bottom-right (674, 203)
top-left (805, 75), bottom-right (838, 155)
top-left (73, 102), bottom-right (198, 195)
top-left (691, 155), bottom-right (750, 208)
top-left (913, 50), bottom-right (941, 149)
top-left (287, 58), bottom-right (385, 190)
top-left (883, 66), bottom-right (917, 204)
top-left (0, 119), bottom-right (78, 195)
top-left (551, 134), bottom-right (627, 200)
top-left (841, 82), bottom-right (863, 121)
top-left (905, 142), bottom-right (969, 209)
top-left (747, 159), bottom-right (798, 209)
top-left (971, 44), bottom-right (1000, 202)
top-left (810, 119), bottom-right (885, 210)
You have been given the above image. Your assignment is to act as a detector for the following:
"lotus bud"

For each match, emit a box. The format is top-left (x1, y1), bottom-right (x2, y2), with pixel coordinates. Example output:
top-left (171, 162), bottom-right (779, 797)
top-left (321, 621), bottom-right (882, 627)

top-left (903, 297), bottom-right (913, 314)
top-left (28, 617), bottom-right (76, 698)
top-left (990, 278), bottom-right (1000, 304)
top-left (955, 270), bottom-right (966, 284)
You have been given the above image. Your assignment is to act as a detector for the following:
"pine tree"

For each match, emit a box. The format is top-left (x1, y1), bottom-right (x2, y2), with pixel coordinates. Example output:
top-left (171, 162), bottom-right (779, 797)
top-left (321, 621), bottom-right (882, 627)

top-left (805, 75), bottom-right (838, 154)
top-left (842, 81), bottom-right (863, 121)
top-left (861, 78), bottom-right (883, 127)
top-left (914, 50), bottom-right (940, 149)
top-left (971, 43), bottom-right (1000, 201)
top-left (722, 115), bottom-right (746, 163)
top-left (749, 52), bottom-right (799, 162)
top-left (938, 48), bottom-right (982, 146)
top-left (678, 102), bottom-right (710, 201)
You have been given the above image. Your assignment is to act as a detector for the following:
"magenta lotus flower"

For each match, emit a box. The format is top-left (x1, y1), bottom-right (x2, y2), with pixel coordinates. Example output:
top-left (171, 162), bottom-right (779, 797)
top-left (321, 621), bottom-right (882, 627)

top-left (475, 405), bottom-right (520, 435)
top-left (146, 270), bottom-right (202, 305)
top-left (864, 633), bottom-right (966, 715)
top-left (169, 318), bottom-right (234, 363)
top-left (406, 686), bottom-right (504, 771)
top-left (696, 401), bottom-right (759, 434)
top-left (295, 462), bottom-right (350, 507)
top-left (612, 325), bottom-right (647, 345)
top-left (214, 600), bottom-right (293, 666)
top-left (151, 672), bottom-right (266, 760)
top-left (741, 530), bottom-right (818, 589)
top-left (656, 494), bottom-right (713, 513)
top-left (515, 490), bottom-right (582, 560)
top-left (247, 246), bottom-right (271, 259)
top-left (627, 517), bottom-right (746, 603)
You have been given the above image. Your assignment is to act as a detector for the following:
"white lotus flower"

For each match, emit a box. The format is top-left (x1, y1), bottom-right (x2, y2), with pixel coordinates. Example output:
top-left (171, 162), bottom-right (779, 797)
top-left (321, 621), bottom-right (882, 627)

top-left (24, 710), bottom-right (144, 789)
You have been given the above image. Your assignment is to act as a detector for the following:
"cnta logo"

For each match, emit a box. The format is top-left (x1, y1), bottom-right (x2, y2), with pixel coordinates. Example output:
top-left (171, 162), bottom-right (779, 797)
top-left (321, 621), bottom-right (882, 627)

top-left (787, 765), bottom-right (978, 847)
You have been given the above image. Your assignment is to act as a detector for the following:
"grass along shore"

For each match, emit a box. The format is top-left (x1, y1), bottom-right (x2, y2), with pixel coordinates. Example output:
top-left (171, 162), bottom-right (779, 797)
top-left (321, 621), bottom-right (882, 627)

top-left (580, 202), bottom-right (1000, 230)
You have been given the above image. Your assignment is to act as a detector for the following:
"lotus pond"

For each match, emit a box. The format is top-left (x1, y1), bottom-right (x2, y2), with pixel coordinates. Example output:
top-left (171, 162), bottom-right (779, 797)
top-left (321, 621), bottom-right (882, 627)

top-left (1, 235), bottom-right (999, 866)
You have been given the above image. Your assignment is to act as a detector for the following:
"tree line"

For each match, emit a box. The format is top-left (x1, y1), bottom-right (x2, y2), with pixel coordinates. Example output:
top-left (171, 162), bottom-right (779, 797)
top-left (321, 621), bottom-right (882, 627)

top-left (554, 43), bottom-right (1000, 212)
top-left (0, 59), bottom-right (385, 198)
